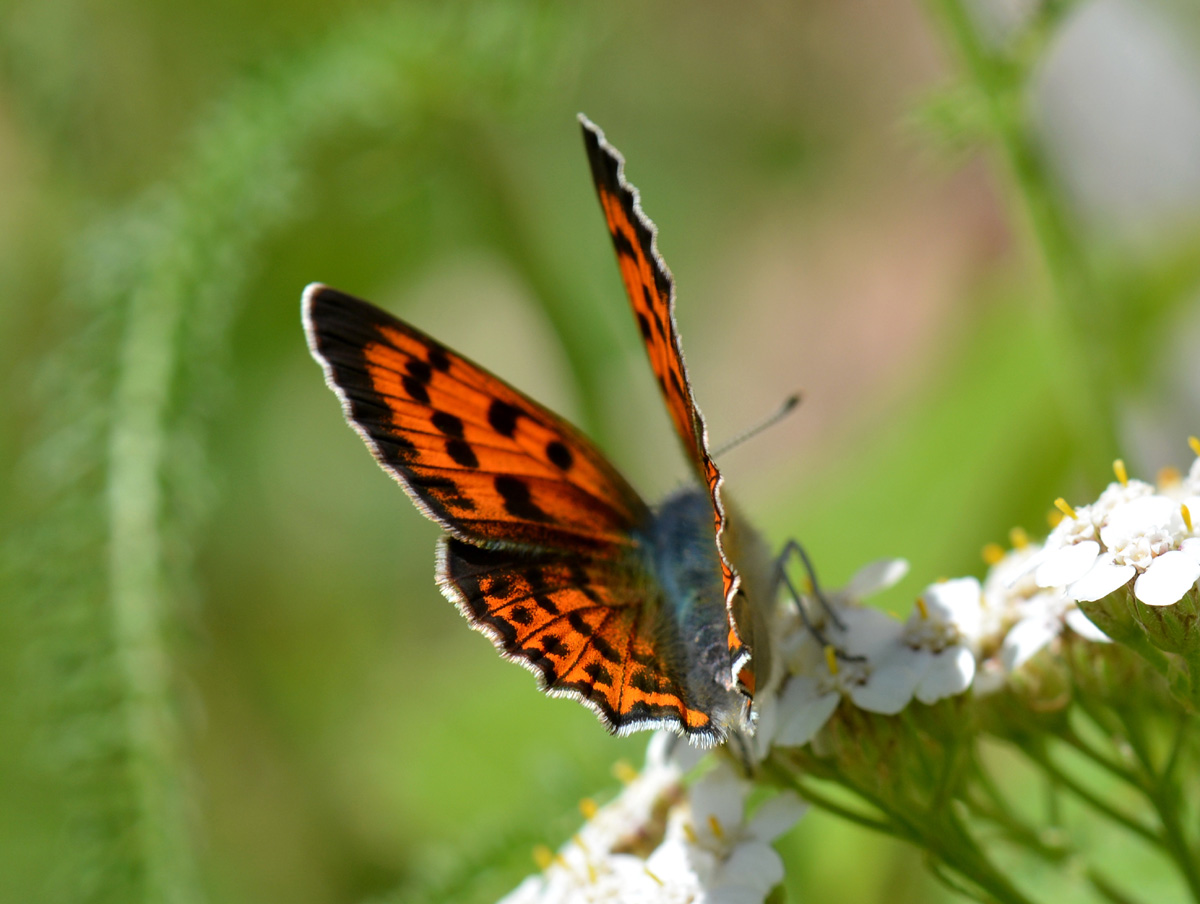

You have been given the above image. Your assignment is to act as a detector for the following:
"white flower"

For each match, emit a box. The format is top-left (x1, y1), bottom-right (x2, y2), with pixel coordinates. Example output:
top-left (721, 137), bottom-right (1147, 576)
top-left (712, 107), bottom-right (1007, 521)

top-left (648, 763), bottom-right (806, 904)
top-left (1064, 495), bottom-right (1198, 606)
top-left (840, 558), bottom-right (910, 601)
top-left (981, 542), bottom-right (1042, 639)
top-left (502, 743), bottom-right (805, 904)
top-left (1024, 479), bottom-right (1155, 586)
top-left (775, 606), bottom-right (918, 746)
top-left (998, 593), bottom-right (1075, 673)
top-left (975, 542), bottom-right (1110, 693)
top-left (762, 558), bottom-right (912, 747)
top-left (901, 578), bottom-right (982, 704)
top-left (1093, 478), bottom-right (1157, 518)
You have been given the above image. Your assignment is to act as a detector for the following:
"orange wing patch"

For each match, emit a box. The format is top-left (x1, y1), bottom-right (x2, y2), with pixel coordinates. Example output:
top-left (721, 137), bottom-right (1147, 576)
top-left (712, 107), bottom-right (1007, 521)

top-left (439, 538), bottom-right (716, 739)
top-left (305, 284), bottom-right (650, 553)
top-left (579, 117), bottom-right (749, 679)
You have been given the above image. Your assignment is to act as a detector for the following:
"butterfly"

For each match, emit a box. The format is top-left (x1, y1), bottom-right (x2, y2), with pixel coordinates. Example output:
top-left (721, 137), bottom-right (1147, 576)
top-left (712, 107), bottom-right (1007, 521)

top-left (302, 115), bottom-right (774, 747)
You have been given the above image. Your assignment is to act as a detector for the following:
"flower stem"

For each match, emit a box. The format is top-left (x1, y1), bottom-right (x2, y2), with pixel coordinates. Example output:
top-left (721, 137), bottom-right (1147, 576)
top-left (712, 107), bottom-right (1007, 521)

top-left (1021, 742), bottom-right (1159, 846)
top-left (762, 756), bottom-right (898, 837)
top-left (1053, 724), bottom-right (1142, 791)
top-left (1085, 868), bottom-right (1152, 904)
top-left (773, 752), bottom-right (1039, 904)
top-left (1115, 709), bottom-right (1200, 903)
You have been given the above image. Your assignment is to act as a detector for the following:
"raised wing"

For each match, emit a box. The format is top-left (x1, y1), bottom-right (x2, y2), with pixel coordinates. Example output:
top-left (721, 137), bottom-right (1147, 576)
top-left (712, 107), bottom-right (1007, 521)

top-left (304, 284), bottom-right (650, 553)
top-left (579, 116), bottom-right (750, 683)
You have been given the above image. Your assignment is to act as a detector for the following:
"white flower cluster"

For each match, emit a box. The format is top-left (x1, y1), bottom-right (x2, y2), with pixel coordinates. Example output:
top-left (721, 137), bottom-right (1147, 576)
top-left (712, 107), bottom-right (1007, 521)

top-left (769, 453), bottom-right (1200, 746)
top-left (502, 450), bottom-right (1200, 903)
top-left (1027, 458), bottom-right (1200, 608)
top-left (501, 732), bottom-right (807, 904)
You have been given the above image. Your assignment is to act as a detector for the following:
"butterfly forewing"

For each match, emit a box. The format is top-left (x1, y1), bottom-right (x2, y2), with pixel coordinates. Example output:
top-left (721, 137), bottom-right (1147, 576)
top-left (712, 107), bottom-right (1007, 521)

top-left (304, 284), bottom-right (650, 552)
top-left (579, 117), bottom-right (751, 682)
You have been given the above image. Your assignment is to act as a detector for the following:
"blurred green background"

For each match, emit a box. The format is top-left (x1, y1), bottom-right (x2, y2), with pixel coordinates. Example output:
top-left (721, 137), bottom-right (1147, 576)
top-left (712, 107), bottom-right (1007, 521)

top-left (3, 1), bottom-right (1200, 902)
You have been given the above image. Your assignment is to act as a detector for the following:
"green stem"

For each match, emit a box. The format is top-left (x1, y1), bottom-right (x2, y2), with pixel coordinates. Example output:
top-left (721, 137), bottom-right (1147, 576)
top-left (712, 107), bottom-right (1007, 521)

top-left (1183, 649), bottom-right (1200, 712)
top-left (1162, 716), bottom-right (1190, 787)
top-left (1085, 869), bottom-right (1150, 904)
top-left (928, 808), bottom-right (1042, 904)
top-left (964, 781), bottom-right (1154, 904)
top-left (927, 856), bottom-right (997, 904)
top-left (762, 758), bottom-right (898, 836)
top-left (773, 754), bottom-right (1039, 904)
top-left (962, 792), bottom-right (1063, 863)
top-left (1116, 710), bottom-right (1200, 903)
top-left (1053, 723), bottom-right (1143, 792)
top-left (1154, 797), bottom-right (1200, 904)
top-left (1022, 743), bottom-right (1159, 846)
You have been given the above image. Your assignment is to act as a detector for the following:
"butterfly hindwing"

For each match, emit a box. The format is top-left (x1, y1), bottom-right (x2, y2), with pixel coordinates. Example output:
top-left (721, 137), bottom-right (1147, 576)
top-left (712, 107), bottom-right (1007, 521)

top-left (579, 116), bottom-right (752, 686)
top-left (304, 284), bottom-right (650, 553)
top-left (438, 537), bottom-right (720, 740)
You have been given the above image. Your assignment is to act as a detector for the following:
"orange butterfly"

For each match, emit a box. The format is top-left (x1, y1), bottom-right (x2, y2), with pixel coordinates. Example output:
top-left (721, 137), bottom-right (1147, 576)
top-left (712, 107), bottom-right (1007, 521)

top-left (303, 115), bottom-right (774, 746)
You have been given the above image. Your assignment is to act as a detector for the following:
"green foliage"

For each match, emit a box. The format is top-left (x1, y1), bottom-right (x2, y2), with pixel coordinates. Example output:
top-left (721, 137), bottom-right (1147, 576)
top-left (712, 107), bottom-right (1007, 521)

top-left (2, 0), bottom-right (1199, 902)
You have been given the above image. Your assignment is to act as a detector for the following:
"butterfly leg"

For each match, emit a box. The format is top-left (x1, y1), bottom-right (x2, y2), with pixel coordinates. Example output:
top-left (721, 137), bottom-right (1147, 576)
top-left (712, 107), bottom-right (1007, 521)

top-left (774, 539), bottom-right (864, 661)
top-left (726, 728), bottom-right (757, 775)
top-left (775, 538), bottom-right (843, 628)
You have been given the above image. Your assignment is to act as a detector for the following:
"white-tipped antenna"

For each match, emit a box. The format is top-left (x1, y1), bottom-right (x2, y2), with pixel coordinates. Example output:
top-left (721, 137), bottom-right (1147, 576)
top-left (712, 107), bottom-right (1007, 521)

top-left (711, 393), bottom-right (802, 459)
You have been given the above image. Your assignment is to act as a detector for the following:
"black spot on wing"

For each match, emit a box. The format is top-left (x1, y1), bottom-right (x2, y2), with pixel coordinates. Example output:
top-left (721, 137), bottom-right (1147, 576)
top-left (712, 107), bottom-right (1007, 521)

top-left (401, 376), bottom-right (429, 405)
top-left (636, 312), bottom-right (652, 340)
top-left (546, 440), bottom-right (574, 471)
top-left (427, 345), bottom-right (451, 372)
top-left (431, 411), bottom-right (464, 437)
top-left (376, 434), bottom-right (417, 462)
top-left (446, 438), bottom-right (478, 469)
top-left (669, 370), bottom-right (686, 404)
top-left (630, 670), bottom-right (667, 694)
top-left (494, 475), bottom-right (549, 522)
top-left (542, 635), bottom-right (568, 656)
top-left (524, 566), bottom-right (546, 592)
top-left (419, 474), bottom-right (476, 512)
top-left (488, 400), bottom-right (521, 438)
top-left (641, 286), bottom-right (658, 320)
top-left (566, 611), bottom-right (592, 637)
top-left (406, 359), bottom-right (432, 384)
top-left (583, 662), bottom-right (613, 686)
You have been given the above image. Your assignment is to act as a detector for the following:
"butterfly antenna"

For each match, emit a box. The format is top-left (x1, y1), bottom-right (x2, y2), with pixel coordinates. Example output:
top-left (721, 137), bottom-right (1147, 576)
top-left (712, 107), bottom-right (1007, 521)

top-left (712, 393), bottom-right (802, 459)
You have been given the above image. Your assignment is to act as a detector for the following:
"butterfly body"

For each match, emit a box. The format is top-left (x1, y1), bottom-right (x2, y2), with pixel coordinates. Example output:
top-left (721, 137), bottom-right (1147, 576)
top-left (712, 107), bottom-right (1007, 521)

top-left (304, 117), bottom-right (775, 747)
top-left (644, 488), bottom-right (745, 728)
